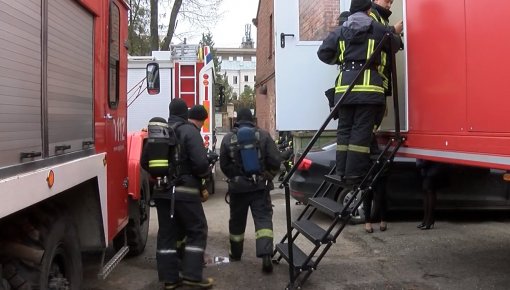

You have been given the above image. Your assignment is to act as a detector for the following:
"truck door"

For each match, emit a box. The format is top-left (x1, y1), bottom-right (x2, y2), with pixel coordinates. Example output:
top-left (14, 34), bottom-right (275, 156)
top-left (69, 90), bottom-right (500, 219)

top-left (274, 0), bottom-right (407, 132)
top-left (104, 0), bottom-right (129, 238)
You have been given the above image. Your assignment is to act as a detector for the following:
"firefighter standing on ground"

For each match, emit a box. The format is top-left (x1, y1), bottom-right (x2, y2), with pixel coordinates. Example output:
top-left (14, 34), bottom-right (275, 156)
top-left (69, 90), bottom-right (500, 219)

top-left (219, 108), bottom-right (282, 273)
top-left (317, 0), bottom-right (400, 183)
top-left (144, 99), bottom-right (214, 289)
top-left (188, 104), bottom-right (217, 202)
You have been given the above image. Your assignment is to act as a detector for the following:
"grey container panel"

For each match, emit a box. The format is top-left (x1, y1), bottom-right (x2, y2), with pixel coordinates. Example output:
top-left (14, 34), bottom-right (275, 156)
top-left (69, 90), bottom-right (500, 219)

top-left (0, 0), bottom-right (42, 168)
top-left (47, 0), bottom-right (94, 157)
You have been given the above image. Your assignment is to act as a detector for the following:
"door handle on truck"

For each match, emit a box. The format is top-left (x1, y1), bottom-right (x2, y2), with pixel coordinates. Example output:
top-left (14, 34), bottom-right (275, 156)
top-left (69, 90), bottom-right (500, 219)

top-left (280, 33), bottom-right (295, 48)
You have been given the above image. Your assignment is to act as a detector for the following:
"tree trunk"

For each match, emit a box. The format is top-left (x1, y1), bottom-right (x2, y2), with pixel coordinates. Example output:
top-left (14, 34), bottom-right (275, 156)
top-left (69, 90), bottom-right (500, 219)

top-left (150, 0), bottom-right (159, 51)
top-left (160, 0), bottom-right (183, 51)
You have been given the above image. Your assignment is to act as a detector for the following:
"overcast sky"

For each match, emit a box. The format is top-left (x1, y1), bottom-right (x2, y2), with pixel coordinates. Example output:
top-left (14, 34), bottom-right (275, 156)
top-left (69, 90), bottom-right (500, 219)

top-left (172, 0), bottom-right (259, 48)
top-left (212, 0), bottom-right (259, 48)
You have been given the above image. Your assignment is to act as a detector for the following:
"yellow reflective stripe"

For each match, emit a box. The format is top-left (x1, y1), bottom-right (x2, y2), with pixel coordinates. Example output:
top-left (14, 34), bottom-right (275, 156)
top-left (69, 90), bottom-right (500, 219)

top-left (149, 160), bottom-right (169, 167)
top-left (340, 41), bottom-right (345, 62)
top-left (369, 12), bottom-right (378, 22)
top-left (175, 186), bottom-right (200, 195)
top-left (348, 144), bottom-right (370, 153)
top-left (335, 85), bottom-right (385, 94)
top-left (337, 145), bottom-right (348, 151)
top-left (364, 39), bottom-right (375, 86)
top-left (255, 229), bottom-right (273, 239)
top-left (230, 233), bottom-right (244, 242)
top-left (337, 71), bottom-right (343, 87)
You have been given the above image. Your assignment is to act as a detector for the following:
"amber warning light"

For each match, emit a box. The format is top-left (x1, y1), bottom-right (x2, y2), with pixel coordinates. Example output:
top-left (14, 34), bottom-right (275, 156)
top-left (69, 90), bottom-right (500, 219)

top-left (47, 170), bottom-right (55, 188)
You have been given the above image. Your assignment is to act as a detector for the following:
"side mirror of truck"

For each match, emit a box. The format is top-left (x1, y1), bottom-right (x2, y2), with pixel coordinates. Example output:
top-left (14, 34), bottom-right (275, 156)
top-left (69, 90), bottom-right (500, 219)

top-left (146, 62), bottom-right (160, 95)
top-left (216, 85), bottom-right (225, 107)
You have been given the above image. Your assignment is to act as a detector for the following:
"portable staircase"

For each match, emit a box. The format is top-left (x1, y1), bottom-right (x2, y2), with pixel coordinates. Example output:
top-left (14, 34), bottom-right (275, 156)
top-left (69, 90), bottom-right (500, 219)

top-left (274, 34), bottom-right (405, 290)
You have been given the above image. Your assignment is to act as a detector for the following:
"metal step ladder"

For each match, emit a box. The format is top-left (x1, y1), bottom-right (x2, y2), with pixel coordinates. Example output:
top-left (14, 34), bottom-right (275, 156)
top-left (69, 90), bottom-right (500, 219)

top-left (274, 34), bottom-right (402, 289)
top-left (274, 136), bottom-right (404, 289)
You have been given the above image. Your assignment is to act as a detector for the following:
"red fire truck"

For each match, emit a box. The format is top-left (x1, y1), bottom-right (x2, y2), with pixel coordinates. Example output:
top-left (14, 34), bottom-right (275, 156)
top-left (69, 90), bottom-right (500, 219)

top-left (0, 0), bottom-right (150, 288)
top-left (127, 45), bottom-right (218, 151)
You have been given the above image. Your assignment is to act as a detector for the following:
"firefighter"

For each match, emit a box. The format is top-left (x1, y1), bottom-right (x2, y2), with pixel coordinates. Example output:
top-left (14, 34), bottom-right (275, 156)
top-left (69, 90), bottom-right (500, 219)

top-left (317, 0), bottom-right (400, 184)
top-left (188, 104), bottom-right (217, 201)
top-left (188, 104), bottom-right (209, 131)
top-left (150, 98), bottom-right (213, 289)
top-left (219, 108), bottom-right (282, 273)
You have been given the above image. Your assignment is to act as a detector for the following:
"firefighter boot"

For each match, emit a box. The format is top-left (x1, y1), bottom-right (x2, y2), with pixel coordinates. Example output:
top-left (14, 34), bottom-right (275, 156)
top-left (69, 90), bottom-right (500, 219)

top-left (262, 255), bottom-right (273, 273)
top-left (182, 277), bottom-right (214, 289)
top-left (164, 280), bottom-right (182, 290)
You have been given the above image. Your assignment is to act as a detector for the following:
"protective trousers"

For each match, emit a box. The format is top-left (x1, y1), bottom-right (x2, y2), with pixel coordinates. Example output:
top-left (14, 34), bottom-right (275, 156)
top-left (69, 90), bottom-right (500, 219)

top-left (229, 189), bottom-right (273, 259)
top-left (336, 104), bottom-right (384, 177)
top-left (155, 198), bottom-right (208, 283)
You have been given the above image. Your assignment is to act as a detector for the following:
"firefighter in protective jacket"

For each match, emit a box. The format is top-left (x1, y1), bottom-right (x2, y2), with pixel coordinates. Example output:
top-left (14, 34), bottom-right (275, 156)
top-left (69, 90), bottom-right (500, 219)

top-left (143, 98), bottom-right (213, 289)
top-left (317, 0), bottom-right (400, 183)
top-left (219, 108), bottom-right (282, 273)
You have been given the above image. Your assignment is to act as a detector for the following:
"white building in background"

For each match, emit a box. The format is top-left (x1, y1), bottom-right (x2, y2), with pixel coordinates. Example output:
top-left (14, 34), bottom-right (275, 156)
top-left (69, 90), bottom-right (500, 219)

top-left (216, 48), bottom-right (257, 97)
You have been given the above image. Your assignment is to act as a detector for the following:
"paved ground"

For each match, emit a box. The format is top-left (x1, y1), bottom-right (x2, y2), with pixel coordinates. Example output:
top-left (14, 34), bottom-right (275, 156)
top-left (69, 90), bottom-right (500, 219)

top-left (83, 168), bottom-right (510, 290)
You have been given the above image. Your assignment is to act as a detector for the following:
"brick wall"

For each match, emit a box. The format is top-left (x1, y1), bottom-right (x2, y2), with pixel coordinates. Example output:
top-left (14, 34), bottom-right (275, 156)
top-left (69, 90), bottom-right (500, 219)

top-left (300, 0), bottom-right (340, 41)
top-left (254, 0), bottom-right (277, 138)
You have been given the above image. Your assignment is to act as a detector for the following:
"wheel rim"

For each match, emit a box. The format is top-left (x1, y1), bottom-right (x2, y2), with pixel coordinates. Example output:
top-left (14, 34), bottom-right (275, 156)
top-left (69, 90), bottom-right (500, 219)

top-left (342, 189), bottom-right (366, 221)
top-left (47, 246), bottom-right (71, 290)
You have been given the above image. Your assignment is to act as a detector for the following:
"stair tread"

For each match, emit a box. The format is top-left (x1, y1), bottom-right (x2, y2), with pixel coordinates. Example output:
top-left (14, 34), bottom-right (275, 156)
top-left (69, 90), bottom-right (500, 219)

top-left (324, 174), bottom-right (344, 186)
top-left (293, 220), bottom-right (333, 245)
top-left (308, 197), bottom-right (343, 218)
top-left (275, 243), bottom-right (314, 271)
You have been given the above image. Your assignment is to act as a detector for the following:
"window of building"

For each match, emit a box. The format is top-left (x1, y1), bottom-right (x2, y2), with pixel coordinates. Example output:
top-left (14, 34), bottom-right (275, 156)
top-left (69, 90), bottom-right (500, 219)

top-left (251, 56), bottom-right (257, 62)
top-left (218, 56), bottom-right (222, 62)
top-left (229, 56), bottom-right (234, 61)
top-left (233, 76), bottom-right (238, 84)
top-left (244, 75), bottom-right (249, 82)
top-left (108, 3), bottom-right (120, 109)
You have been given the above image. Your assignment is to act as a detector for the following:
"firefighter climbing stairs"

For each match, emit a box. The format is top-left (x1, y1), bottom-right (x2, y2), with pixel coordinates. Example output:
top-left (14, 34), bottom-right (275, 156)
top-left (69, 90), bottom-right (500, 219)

top-left (274, 34), bottom-right (403, 289)
top-left (274, 136), bottom-right (404, 289)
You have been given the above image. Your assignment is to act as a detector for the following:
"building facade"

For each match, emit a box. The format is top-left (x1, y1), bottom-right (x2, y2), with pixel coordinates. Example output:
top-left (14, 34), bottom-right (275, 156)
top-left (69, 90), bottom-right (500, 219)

top-left (252, 0), bottom-right (276, 136)
top-left (216, 48), bottom-right (257, 97)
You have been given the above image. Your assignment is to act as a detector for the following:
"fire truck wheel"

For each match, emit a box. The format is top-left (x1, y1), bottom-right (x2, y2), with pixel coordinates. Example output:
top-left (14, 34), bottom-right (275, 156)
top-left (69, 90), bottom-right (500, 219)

top-left (39, 217), bottom-right (82, 290)
top-left (114, 177), bottom-right (151, 256)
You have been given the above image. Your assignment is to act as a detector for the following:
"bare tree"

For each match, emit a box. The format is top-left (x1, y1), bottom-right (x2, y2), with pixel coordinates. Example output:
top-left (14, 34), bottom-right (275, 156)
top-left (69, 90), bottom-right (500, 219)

top-left (150, 0), bottom-right (159, 50)
top-left (150, 0), bottom-right (223, 51)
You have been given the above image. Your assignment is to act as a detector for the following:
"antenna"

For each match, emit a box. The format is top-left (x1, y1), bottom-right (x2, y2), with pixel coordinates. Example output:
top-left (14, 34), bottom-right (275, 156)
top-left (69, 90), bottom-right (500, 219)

top-left (241, 24), bottom-right (254, 48)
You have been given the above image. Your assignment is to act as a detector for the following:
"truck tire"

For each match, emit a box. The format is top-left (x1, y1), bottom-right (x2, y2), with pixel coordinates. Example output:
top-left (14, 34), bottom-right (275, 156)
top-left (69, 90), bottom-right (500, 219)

top-left (38, 216), bottom-right (82, 290)
top-left (114, 175), bottom-right (151, 256)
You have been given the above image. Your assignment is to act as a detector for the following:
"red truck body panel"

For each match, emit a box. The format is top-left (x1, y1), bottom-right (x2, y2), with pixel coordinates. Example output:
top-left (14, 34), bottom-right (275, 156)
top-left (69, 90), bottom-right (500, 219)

top-left (402, 0), bottom-right (510, 170)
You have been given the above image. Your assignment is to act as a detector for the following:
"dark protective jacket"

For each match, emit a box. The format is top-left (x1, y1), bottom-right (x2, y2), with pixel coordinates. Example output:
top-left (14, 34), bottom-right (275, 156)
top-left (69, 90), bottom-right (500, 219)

top-left (370, 3), bottom-right (404, 96)
top-left (170, 115), bottom-right (210, 201)
top-left (142, 115), bottom-right (210, 202)
top-left (220, 121), bottom-right (282, 194)
top-left (317, 12), bottom-right (400, 105)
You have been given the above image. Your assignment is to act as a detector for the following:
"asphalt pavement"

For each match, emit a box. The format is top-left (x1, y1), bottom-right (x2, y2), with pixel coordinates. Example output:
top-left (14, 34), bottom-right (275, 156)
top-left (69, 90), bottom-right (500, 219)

top-left (83, 168), bottom-right (510, 290)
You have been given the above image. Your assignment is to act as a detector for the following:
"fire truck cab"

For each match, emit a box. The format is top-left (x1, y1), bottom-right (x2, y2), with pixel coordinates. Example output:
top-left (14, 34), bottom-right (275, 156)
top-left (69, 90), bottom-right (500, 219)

top-left (0, 0), bottom-right (150, 288)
